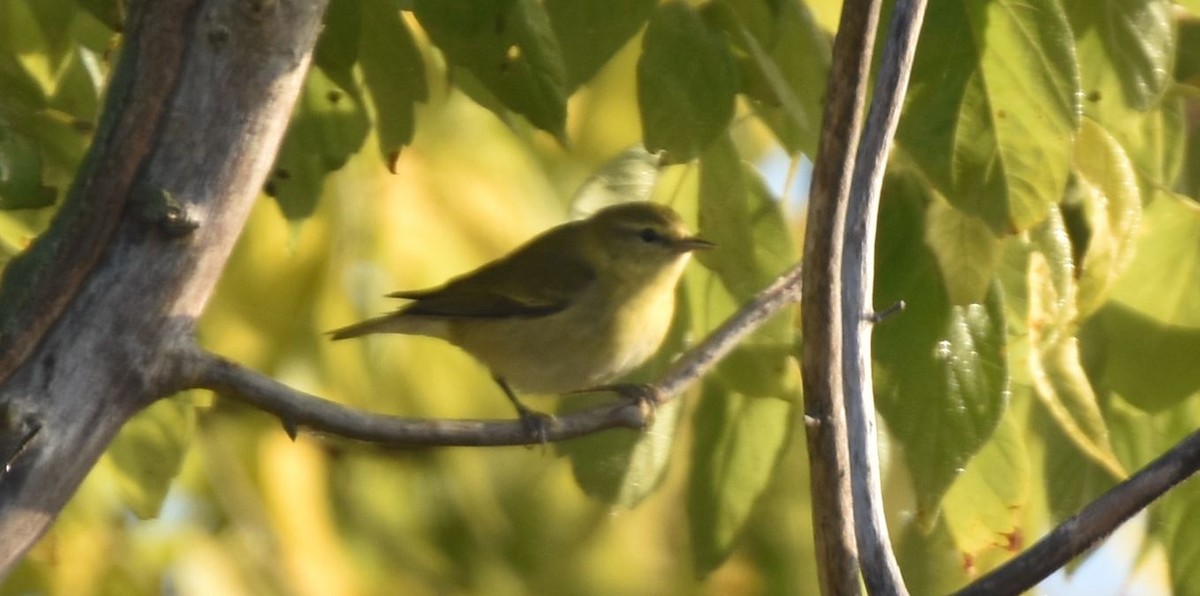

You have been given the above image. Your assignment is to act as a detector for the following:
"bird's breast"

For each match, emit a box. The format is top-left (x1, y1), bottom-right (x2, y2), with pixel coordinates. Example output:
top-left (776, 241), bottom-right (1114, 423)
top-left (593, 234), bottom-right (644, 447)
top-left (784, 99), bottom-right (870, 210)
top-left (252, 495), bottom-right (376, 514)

top-left (446, 269), bottom-right (681, 394)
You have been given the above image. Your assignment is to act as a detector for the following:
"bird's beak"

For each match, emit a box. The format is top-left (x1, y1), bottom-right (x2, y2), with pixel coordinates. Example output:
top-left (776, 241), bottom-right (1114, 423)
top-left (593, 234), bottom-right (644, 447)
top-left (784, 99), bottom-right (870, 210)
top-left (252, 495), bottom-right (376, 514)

top-left (673, 236), bottom-right (716, 252)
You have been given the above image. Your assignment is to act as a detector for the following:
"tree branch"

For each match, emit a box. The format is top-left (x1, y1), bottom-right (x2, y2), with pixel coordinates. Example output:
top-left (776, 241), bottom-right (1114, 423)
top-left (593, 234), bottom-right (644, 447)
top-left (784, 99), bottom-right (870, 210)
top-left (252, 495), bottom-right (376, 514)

top-left (799, 0), bottom-right (883, 592)
top-left (183, 263), bottom-right (804, 446)
top-left (956, 429), bottom-right (1200, 595)
top-left (841, 0), bottom-right (928, 594)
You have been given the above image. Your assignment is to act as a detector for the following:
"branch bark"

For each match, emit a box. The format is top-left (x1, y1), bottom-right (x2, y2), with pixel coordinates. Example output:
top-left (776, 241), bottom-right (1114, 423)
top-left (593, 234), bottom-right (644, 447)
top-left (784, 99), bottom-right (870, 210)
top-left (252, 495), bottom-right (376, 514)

top-left (841, 0), bottom-right (928, 594)
top-left (799, 0), bottom-right (883, 592)
top-left (0, 0), bottom-right (328, 576)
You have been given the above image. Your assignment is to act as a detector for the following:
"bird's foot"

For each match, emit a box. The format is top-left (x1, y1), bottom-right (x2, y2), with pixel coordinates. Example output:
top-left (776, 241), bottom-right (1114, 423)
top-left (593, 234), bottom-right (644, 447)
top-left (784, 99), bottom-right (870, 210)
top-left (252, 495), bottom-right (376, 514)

top-left (515, 406), bottom-right (554, 445)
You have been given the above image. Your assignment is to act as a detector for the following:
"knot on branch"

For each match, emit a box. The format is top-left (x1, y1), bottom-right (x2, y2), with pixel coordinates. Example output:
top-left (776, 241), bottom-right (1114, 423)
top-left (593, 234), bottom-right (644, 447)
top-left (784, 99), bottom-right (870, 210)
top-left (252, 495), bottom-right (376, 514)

top-left (0, 400), bottom-right (43, 475)
top-left (132, 184), bottom-right (200, 238)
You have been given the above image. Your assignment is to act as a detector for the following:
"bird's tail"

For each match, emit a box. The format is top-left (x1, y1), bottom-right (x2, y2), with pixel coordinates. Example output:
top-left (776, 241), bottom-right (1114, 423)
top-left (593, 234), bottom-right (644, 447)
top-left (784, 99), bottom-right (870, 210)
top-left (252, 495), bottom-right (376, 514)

top-left (328, 313), bottom-right (448, 340)
top-left (328, 315), bottom-right (400, 340)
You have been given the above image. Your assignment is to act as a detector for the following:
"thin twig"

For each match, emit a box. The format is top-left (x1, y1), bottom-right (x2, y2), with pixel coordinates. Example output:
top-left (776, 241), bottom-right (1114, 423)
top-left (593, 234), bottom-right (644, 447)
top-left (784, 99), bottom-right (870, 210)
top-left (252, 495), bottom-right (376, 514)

top-left (957, 429), bottom-right (1200, 596)
top-left (841, 0), bottom-right (928, 594)
top-left (182, 265), bottom-right (802, 447)
top-left (800, 0), bottom-right (884, 591)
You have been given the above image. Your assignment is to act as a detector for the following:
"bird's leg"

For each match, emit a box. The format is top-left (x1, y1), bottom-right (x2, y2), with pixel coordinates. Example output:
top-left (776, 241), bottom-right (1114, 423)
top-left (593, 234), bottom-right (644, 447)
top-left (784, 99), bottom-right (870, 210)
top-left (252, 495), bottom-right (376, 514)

top-left (493, 375), bottom-right (552, 443)
top-left (568, 383), bottom-right (662, 425)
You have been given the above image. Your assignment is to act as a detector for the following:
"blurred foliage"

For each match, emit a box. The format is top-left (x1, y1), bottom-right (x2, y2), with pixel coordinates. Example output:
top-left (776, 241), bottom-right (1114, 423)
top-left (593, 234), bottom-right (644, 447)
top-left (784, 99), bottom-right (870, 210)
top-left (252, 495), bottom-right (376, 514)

top-left (1, 0), bottom-right (1200, 594)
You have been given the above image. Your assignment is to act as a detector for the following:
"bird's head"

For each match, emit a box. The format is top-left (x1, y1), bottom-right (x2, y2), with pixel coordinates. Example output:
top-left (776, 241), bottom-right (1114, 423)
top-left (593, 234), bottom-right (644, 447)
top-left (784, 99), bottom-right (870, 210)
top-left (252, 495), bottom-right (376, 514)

top-left (584, 202), bottom-right (714, 276)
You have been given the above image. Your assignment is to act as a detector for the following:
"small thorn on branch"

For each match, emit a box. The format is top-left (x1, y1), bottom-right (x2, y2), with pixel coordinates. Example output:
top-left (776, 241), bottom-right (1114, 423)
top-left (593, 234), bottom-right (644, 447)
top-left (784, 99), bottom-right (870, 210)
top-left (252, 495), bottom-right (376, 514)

top-left (867, 300), bottom-right (906, 324)
top-left (282, 417), bottom-right (298, 440)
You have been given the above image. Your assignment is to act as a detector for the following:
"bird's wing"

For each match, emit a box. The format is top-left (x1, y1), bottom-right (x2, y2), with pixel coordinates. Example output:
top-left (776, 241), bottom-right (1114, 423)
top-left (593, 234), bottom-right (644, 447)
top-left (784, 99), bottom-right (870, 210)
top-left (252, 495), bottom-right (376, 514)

top-left (388, 233), bottom-right (597, 319)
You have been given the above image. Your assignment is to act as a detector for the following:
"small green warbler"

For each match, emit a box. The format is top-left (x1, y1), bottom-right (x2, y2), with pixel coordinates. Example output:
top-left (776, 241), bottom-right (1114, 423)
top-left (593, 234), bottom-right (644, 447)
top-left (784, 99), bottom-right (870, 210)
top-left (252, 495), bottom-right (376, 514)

top-left (330, 201), bottom-right (712, 434)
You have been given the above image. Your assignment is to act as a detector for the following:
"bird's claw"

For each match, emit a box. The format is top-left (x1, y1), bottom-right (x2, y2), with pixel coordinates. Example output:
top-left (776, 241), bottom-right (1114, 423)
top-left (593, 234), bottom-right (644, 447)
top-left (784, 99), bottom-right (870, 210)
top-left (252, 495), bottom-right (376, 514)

top-left (516, 408), bottom-right (554, 445)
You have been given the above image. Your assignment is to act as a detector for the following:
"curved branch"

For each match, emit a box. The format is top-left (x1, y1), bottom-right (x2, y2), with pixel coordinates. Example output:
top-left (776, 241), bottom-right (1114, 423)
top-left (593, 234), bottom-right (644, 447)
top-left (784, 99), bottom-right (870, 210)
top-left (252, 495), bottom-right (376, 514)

top-left (800, 0), bottom-right (883, 591)
top-left (956, 429), bottom-right (1200, 595)
top-left (183, 263), bottom-right (803, 447)
top-left (841, 0), bottom-right (928, 593)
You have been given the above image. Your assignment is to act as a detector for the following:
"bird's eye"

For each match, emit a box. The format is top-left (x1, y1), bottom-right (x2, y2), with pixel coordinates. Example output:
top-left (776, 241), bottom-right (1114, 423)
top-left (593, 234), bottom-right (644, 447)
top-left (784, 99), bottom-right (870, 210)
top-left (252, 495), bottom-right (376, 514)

top-left (638, 228), bottom-right (659, 243)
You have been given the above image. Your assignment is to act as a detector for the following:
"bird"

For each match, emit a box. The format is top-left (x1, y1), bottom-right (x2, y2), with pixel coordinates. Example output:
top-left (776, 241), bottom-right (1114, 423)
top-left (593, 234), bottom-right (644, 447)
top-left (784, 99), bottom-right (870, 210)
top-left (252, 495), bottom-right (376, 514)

top-left (329, 201), bottom-right (713, 437)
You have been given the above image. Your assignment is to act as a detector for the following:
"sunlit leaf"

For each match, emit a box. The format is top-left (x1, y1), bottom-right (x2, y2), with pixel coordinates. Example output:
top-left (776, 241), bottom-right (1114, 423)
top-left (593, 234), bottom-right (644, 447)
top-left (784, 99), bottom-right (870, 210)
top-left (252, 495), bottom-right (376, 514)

top-left (924, 191), bottom-right (1003, 305)
top-left (1069, 119), bottom-right (1143, 317)
top-left (942, 413), bottom-right (1030, 566)
top-left (874, 172), bottom-right (1009, 521)
top-left (899, 0), bottom-right (1079, 233)
top-left (1063, 0), bottom-right (1173, 111)
top-left (414, 0), bottom-right (568, 140)
top-left (1066, 0), bottom-right (1184, 194)
top-left (1027, 246), bottom-right (1125, 479)
top-left (360, 0), bottom-right (427, 170)
top-left (107, 394), bottom-right (195, 519)
top-left (1035, 400), bottom-right (1116, 523)
top-left (637, 1), bottom-right (737, 164)
top-left (267, 68), bottom-right (370, 220)
top-left (688, 387), bottom-right (791, 575)
top-left (49, 47), bottom-right (103, 125)
top-left (1108, 195), bottom-right (1200, 328)
top-left (546, 0), bottom-right (656, 91)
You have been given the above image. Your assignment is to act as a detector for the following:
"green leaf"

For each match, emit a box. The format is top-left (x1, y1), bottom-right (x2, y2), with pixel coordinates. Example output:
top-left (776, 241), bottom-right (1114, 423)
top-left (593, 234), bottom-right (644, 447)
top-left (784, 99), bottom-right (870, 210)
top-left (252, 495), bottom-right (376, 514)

top-left (360, 0), bottom-right (427, 171)
top-left (558, 397), bottom-right (683, 507)
top-left (874, 173), bottom-right (1010, 521)
top-left (1108, 195), bottom-right (1200, 328)
top-left (941, 413), bottom-right (1030, 561)
top-left (1068, 119), bottom-right (1143, 317)
top-left (688, 387), bottom-right (791, 575)
top-left (1064, 0), bottom-right (1174, 111)
top-left (1178, 17), bottom-right (1200, 83)
top-left (313, 0), bottom-right (362, 92)
top-left (1084, 304), bottom-right (1200, 412)
top-left (924, 191), bottom-right (1003, 305)
top-left (49, 47), bottom-right (103, 125)
top-left (414, 0), bottom-right (568, 140)
top-left (637, 1), bottom-right (738, 164)
top-left (74, 0), bottom-right (124, 31)
top-left (708, 0), bottom-right (828, 156)
top-left (898, 0), bottom-right (1079, 233)
top-left (1035, 399), bottom-right (1116, 523)
top-left (267, 67), bottom-right (370, 220)
top-left (1066, 0), bottom-right (1184, 194)
top-left (697, 134), bottom-right (794, 307)
top-left (545, 0), bottom-right (656, 91)
top-left (107, 394), bottom-right (196, 519)
top-left (0, 124), bottom-right (55, 210)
